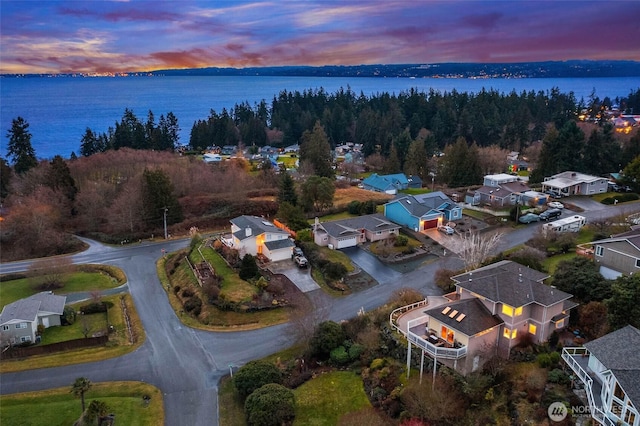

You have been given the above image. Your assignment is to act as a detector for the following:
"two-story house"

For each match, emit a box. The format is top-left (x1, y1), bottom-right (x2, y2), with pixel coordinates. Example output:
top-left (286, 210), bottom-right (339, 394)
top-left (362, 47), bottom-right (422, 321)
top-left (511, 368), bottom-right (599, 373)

top-left (229, 215), bottom-right (295, 262)
top-left (361, 173), bottom-right (422, 194)
top-left (563, 325), bottom-right (639, 426)
top-left (0, 292), bottom-right (67, 345)
top-left (401, 260), bottom-right (576, 376)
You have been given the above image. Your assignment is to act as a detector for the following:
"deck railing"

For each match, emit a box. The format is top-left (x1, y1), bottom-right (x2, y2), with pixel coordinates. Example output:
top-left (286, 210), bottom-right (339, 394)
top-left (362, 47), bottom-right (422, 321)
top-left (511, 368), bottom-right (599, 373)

top-left (562, 348), bottom-right (617, 426)
top-left (388, 299), bottom-right (428, 334)
top-left (406, 316), bottom-right (467, 359)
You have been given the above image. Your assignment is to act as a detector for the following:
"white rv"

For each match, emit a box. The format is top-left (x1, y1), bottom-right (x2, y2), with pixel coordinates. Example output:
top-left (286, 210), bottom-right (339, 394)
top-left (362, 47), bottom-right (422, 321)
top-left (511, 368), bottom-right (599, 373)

top-left (542, 215), bottom-right (586, 235)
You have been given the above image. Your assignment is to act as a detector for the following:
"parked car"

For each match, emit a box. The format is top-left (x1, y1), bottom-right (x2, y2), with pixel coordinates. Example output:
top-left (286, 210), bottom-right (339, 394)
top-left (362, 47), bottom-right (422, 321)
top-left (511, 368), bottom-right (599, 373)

top-left (294, 255), bottom-right (308, 268)
top-left (292, 247), bottom-right (304, 259)
top-left (547, 201), bottom-right (564, 209)
top-left (539, 208), bottom-right (562, 221)
top-left (438, 225), bottom-right (455, 235)
top-left (519, 213), bottom-right (540, 224)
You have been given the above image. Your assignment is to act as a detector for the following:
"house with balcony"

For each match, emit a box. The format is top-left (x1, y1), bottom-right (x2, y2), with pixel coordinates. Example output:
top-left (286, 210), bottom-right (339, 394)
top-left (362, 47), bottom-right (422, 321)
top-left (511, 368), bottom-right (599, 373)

top-left (451, 260), bottom-right (577, 356)
top-left (397, 260), bottom-right (577, 377)
top-left (229, 215), bottom-right (295, 262)
top-left (588, 228), bottom-right (640, 279)
top-left (384, 191), bottom-right (462, 231)
top-left (542, 171), bottom-right (609, 196)
top-left (312, 213), bottom-right (401, 249)
top-left (562, 325), bottom-right (640, 426)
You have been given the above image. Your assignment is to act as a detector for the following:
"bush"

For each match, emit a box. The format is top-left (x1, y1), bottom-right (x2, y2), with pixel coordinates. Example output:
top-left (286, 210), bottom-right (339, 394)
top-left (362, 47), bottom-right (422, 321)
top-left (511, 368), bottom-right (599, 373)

top-left (348, 343), bottom-right (364, 361)
top-left (548, 368), bottom-right (570, 385)
top-left (181, 288), bottom-right (194, 298)
top-left (183, 296), bottom-right (202, 316)
top-left (62, 306), bottom-right (76, 325)
top-left (330, 346), bottom-right (350, 365)
top-left (244, 383), bottom-right (295, 426)
top-left (347, 200), bottom-right (362, 215)
top-left (322, 262), bottom-right (348, 281)
top-left (239, 254), bottom-right (260, 281)
top-left (173, 285), bottom-right (181, 294)
top-left (309, 321), bottom-right (345, 359)
top-left (536, 353), bottom-right (552, 368)
top-left (79, 301), bottom-right (113, 314)
top-left (233, 361), bottom-right (283, 399)
top-left (394, 235), bottom-right (409, 247)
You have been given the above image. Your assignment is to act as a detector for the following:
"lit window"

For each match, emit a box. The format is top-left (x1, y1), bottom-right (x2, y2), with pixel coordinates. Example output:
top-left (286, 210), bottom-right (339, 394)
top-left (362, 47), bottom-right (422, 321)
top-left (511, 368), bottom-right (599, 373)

top-left (503, 328), bottom-right (517, 339)
top-left (624, 411), bottom-right (636, 425)
top-left (614, 383), bottom-right (625, 400)
top-left (529, 324), bottom-right (537, 335)
top-left (502, 304), bottom-right (514, 317)
top-left (515, 306), bottom-right (523, 316)
top-left (595, 246), bottom-right (603, 257)
top-left (556, 319), bottom-right (565, 329)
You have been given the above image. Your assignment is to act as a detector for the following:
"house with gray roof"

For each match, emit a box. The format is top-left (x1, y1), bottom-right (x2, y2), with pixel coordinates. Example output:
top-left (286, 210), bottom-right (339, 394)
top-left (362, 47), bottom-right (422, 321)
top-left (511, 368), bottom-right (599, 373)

top-left (384, 191), bottom-right (462, 231)
top-left (401, 260), bottom-right (577, 376)
top-left (229, 215), bottom-right (295, 262)
top-left (451, 260), bottom-right (576, 357)
top-left (542, 171), bottom-right (608, 196)
top-left (562, 325), bottom-right (640, 426)
top-left (0, 292), bottom-right (67, 346)
top-left (312, 213), bottom-right (401, 249)
top-left (589, 228), bottom-right (640, 279)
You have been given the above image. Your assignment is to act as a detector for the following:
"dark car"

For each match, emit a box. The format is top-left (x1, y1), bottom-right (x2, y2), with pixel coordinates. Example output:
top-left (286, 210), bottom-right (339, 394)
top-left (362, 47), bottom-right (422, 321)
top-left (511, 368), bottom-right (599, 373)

top-left (539, 208), bottom-right (562, 221)
top-left (518, 213), bottom-right (540, 224)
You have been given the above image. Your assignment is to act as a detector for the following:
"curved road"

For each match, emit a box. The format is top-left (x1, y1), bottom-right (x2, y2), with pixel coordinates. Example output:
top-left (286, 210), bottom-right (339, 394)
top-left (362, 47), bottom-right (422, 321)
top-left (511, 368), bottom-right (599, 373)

top-left (1, 201), bottom-right (639, 425)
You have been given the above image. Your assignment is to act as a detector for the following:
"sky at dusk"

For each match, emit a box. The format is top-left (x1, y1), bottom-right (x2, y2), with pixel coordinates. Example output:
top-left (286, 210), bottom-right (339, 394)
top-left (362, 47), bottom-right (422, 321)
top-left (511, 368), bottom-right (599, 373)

top-left (1, 1), bottom-right (639, 74)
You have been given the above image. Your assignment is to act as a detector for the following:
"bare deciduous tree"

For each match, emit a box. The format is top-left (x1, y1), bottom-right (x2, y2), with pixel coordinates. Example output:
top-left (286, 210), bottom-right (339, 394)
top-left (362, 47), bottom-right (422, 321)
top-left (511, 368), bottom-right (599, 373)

top-left (28, 256), bottom-right (74, 291)
top-left (286, 292), bottom-right (330, 350)
top-left (452, 231), bottom-right (503, 271)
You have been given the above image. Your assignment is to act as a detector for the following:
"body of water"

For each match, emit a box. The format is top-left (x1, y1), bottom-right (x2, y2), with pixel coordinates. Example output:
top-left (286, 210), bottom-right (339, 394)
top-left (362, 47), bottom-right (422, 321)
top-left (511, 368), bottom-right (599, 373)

top-left (1, 75), bottom-right (638, 159)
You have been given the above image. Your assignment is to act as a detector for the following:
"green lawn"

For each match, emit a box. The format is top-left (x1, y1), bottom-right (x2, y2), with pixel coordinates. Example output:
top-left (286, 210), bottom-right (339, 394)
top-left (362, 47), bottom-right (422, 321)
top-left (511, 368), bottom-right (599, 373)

top-left (0, 381), bottom-right (163, 426)
top-left (293, 371), bottom-right (371, 426)
top-left (197, 246), bottom-right (257, 301)
top-left (400, 188), bottom-right (431, 195)
top-left (0, 266), bottom-right (125, 307)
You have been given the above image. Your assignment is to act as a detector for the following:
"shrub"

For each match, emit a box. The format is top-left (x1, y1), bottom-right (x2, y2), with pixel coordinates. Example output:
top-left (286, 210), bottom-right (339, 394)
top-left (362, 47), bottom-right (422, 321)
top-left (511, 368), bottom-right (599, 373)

top-left (233, 361), bottom-right (283, 399)
top-left (309, 321), bottom-right (345, 358)
top-left (549, 351), bottom-right (561, 365)
top-left (434, 269), bottom-right (456, 292)
top-left (322, 262), bottom-right (347, 281)
top-left (348, 343), bottom-right (364, 361)
top-left (239, 254), bottom-right (260, 281)
top-left (330, 346), bottom-right (350, 365)
top-left (348, 200), bottom-right (362, 215)
top-left (79, 301), bottom-right (113, 314)
top-left (548, 368), bottom-right (570, 385)
top-left (62, 306), bottom-right (76, 325)
top-left (394, 235), bottom-right (409, 247)
top-left (182, 288), bottom-right (194, 298)
top-left (183, 296), bottom-right (202, 316)
top-left (173, 285), bottom-right (181, 294)
top-left (536, 353), bottom-right (552, 368)
top-left (244, 383), bottom-right (295, 426)
top-left (370, 358), bottom-right (386, 370)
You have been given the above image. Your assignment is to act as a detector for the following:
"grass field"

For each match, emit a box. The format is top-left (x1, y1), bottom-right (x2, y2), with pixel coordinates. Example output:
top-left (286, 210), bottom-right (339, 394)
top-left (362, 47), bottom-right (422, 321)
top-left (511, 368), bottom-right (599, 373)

top-left (0, 265), bottom-right (125, 307)
top-left (293, 371), bottom-right (371, 426)
top-left (0, 381), bottom-right (163, 426)
top-left (333, 187), bottom-right (393, 208)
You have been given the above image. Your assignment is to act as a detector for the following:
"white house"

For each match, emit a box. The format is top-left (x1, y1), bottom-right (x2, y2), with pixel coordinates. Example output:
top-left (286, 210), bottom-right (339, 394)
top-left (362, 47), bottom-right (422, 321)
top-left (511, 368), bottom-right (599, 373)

top-left (0, 292), bottom-right (67, 345)
top-left (229, 215), bottom-right (295, 262)
top-left (563, 325), bottom-right (640, 426)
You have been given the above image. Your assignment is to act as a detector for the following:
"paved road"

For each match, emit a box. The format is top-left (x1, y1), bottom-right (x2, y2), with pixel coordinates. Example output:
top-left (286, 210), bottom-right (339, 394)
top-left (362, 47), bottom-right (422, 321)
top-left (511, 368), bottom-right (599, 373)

top-left (2, 200), bottom-right (640, 425)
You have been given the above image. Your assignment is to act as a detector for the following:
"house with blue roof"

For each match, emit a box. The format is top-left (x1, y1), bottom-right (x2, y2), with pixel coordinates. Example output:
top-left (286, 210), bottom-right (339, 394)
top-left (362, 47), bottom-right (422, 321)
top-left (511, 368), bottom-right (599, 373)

top-left (361, 173), bottom-right (422, 194)
top-left (384, 191), bottom-right (462, 231)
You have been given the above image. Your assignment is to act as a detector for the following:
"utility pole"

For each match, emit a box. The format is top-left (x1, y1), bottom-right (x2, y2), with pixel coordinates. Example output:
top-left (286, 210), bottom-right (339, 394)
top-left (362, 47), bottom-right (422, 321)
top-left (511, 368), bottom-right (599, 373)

top-left (163, 207), bottom-right (168, 239)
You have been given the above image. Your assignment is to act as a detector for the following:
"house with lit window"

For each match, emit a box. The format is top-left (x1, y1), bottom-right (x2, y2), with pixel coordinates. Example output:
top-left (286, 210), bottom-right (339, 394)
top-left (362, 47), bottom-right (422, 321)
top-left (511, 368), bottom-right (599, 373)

top-left (451, 260), bottom-right (576, 357)
top-left (0, 292), bottom-right (67, 346)
top-left (563, 325), bottom-right (640, 426)
top-left (383, 191), bottom-right (462, 231)
top-left (542, 171), bottom-right (609, 196)
top-left (400, 260), bottom-right (577, 376)
top-left (229, 215), bottom-right (295, 262)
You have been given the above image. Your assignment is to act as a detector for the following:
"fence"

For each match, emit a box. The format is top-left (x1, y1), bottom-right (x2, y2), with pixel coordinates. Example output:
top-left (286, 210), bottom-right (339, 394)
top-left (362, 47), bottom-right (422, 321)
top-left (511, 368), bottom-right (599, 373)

top-left (1, 335), bottom-right (108, 359)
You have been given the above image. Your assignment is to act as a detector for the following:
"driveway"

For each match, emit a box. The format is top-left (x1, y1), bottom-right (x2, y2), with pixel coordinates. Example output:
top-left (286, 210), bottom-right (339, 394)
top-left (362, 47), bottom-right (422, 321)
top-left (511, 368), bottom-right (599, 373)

top-left (424, 229), bottom-right (463, 255)
top-left (340, 246), bottom-right (402, 285)
top-left (267, 260), bottom-right (320, 293)
top-left (565, 196), bottom-right (607, 212)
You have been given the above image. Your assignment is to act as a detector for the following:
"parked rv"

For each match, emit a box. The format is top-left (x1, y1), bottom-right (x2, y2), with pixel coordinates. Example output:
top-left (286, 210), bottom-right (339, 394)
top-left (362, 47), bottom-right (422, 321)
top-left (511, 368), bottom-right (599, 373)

top-left (542, 215), bottom-right (586, 234)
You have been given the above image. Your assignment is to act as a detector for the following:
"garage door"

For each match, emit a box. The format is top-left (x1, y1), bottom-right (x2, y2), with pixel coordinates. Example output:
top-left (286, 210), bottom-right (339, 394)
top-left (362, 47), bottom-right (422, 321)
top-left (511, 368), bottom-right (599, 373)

top-left (423, 219), bottom-right (439, 230)
top-left (336, 236), bottom-right (358, 249)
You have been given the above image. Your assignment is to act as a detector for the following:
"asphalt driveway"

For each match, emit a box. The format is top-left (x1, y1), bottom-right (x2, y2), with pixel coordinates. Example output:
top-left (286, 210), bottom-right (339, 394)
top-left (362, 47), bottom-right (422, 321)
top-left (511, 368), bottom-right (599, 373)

top-left (340, 246), bottom-right (402, 285)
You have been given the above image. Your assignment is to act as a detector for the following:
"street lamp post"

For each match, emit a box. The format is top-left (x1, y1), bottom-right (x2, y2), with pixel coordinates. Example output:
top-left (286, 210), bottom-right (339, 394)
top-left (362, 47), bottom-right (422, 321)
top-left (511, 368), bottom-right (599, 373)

top-left (163, 207), bottom-right (168, 239)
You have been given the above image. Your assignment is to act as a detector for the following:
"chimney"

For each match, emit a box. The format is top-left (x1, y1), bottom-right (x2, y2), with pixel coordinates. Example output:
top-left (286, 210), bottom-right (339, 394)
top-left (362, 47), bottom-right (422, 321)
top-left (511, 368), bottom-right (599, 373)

top-left (245, 227), bottom-right (252, 237)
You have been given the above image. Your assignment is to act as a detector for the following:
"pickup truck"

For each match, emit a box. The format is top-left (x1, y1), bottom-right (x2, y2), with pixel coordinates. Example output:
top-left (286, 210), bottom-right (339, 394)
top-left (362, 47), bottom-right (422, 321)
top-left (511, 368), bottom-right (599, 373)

top-left (294, 255), bottom-right (308, 268)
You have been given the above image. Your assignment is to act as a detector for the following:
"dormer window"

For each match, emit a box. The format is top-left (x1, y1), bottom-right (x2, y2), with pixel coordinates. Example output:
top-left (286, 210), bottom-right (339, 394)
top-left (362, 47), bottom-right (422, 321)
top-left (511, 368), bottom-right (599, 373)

top-left (595, 246), bottom-right (603, 257)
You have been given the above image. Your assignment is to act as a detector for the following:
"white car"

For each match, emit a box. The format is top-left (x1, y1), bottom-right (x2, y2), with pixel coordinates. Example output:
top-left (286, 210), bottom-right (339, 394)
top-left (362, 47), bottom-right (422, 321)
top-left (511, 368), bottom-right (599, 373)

top-left (438, 225), bottom-right (455, 235)
top-left (547, 201), bottom-right (564, 210)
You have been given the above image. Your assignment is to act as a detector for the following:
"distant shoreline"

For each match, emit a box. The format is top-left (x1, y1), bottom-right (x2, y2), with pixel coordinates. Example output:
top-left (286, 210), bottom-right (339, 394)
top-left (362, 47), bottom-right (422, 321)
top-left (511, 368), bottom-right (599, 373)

top-left (3, 60), bottom-right (640, 79)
